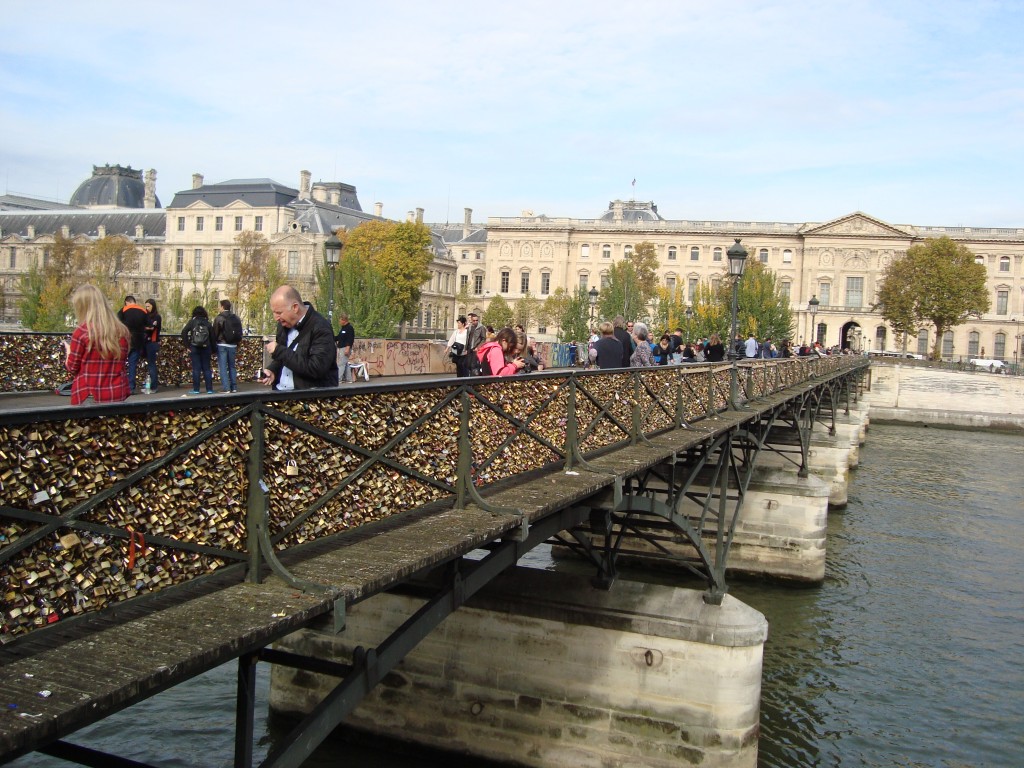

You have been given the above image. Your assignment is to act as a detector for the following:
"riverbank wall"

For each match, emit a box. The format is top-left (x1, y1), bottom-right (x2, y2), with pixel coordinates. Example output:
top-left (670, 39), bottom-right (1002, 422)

top-left (867, 364), bottom-right (1024, 432)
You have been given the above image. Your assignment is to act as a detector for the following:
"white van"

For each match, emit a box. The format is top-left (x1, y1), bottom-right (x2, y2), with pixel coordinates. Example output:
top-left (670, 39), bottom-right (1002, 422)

top-left (969, 358), bottom-right (1006, 371)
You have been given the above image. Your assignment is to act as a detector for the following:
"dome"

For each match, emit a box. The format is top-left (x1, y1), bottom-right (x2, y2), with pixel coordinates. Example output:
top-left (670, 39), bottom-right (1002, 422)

top-left (70, 164), bottom-right (160, 209)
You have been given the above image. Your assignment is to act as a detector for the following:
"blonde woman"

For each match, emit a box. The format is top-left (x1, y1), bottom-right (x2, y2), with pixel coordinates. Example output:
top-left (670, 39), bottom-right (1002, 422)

top-left (62, 284), bottom-right (131, 405)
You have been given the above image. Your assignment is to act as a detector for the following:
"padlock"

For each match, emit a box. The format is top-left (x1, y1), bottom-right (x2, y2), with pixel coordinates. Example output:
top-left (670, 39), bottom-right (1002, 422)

top-left (286, 460), bottom-right (299, 477)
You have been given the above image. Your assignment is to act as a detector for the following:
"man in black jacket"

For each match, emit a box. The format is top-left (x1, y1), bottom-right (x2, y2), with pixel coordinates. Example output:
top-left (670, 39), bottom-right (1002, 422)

top-left (117, 295), bottom-right (148, 392)
top-left (613, 316), bottom-right (633, 368)
top-left (465, 312), bottom-right (487, 374)
top-left (334, 312), bottom-right (355, 383)
top-left (259, 286), bottom-right (339, 390)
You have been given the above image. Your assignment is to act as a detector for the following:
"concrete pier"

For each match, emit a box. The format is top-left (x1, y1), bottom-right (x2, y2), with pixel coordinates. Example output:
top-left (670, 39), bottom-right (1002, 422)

top-left (270, 568), bottom-right (768, 768)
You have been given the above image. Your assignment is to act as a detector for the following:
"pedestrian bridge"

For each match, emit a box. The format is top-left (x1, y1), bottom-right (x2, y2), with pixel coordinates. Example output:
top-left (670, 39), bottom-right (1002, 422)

top-left (0, 357), bottom-right (868, 767)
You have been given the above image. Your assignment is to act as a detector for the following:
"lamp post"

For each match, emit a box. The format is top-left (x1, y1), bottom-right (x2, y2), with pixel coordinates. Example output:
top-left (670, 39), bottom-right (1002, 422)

top-left (588, 286), bottom-right (599, 324)
top-left (324, 233), bottom-right (342, 324)
top-left (727, 238), bottom-right (748, 408)
top-left (1013, 317), bottom-right (1020, 372)
top-left (807, 295), bottom-right (819, 348)
top-left (685, 306), bottom-right (694, 340)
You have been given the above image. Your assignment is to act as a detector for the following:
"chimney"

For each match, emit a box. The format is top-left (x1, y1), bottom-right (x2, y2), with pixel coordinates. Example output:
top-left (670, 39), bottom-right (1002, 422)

top-left (97, 225), bottom-right (105, 239)
top-left (374, 202), bottom-right (383, 217)
top-left (192, 173), bottom-right (204, 189)
top-left (144, 169), bottom-right (157, 208)
top-left (463, 207), bottom-right (473, 239)
top-left (415, 207), bottom-right (424, 224)
top-left (311, 183), bottom-right (327, 202)
top-left (27, 225), bottom-right (35, 239)
top-left (612, 200), bottom-right (624, 222)
top-left (329, 188), bottom-right (341, 206)
top-left (407, 211), bottom-right (415, 223)
top-left (62, 225), bottom-right (71, 238)
top-left (135, 224), bottom-right (144, 238)
top-left (299, 170), bottom-right (311, 200)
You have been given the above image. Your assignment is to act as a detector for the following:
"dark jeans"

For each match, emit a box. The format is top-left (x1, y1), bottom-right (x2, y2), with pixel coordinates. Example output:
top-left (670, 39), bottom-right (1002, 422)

top-left (217, 344), bottom-right (238, 391)
top-left (127, 346), bottom-right (144, 391)
top-left (145, 341), bottom-right (160, 390)
top-left (454, 354), bottom-right (472, 377)
top-left (189, 346), bottom-right (213, 392)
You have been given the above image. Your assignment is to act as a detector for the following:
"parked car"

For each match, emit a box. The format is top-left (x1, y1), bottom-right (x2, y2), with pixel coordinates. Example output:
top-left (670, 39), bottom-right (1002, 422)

top-left (969, 358), bottom-right (1006, 371)
top-left (868, 349), bottom-right (924, 360)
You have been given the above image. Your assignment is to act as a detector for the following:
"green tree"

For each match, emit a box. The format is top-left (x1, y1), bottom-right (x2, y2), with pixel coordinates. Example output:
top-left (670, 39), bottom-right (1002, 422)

top-left (598, 260), bottom-right (645, 321)
top-left (482, 294), bottom-right (514, 329)
top-left (335, 251), bottom-right (403, 338)
top-left (244, 258), bottom-right (286, 334)
top-left (875, 236), bottom-right (989, 359)
top-left (513, 291), bottom-right (540, 330)
top-left (691, 280), bottom-right (729, 340)
top-left (455, 282), bottom-right (472, 316)
top-left (541, 287), bottom-right (571, 337)
top-left (84, 236), bottom-right (139, 300)
top-left (231, 231), bottom-right (272, 307)
top-left (344, 220), bottom-right (433, 324)
top-left (627, 241), bottom-right (660, 306)
top-left (17, 264), bottom-right (47, 330)
top-left (718, 261), bottom-right (794, 343)
top-left (558, 287), bottom-right (592, 342)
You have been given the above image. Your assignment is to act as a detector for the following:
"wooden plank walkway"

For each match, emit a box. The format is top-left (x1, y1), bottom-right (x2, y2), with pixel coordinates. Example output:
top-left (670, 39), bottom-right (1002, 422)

top-left (0, 378), bottom-right (821, 761)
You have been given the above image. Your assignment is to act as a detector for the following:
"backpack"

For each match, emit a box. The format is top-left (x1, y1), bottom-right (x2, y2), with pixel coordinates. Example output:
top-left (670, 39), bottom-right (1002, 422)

top-left (189, 319), bottom-right (210, 348)
top-left (221, 313), bottom-right (243, 345)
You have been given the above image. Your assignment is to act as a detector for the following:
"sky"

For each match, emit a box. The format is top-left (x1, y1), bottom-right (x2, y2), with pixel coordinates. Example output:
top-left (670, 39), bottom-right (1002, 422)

top-left (2, 0), bottom-right (1022, 228)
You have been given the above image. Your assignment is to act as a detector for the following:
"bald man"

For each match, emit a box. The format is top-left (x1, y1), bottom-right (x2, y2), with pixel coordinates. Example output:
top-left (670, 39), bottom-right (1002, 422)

top-left (260, 285), bottom-right (339, 390)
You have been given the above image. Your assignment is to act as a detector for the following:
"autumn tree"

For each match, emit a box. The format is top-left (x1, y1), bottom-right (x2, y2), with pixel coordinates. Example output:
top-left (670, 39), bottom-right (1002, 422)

top-left (335, 249), bottom-right (403, 338)
top-left (598, 260), bottom-right (646, 321)
top-left (557, 287), bottom-right (592, 343)
top-left (482, 295), bottom-right (513, 329)
top-left (875, 236), bottom-right (989, 359)
top-left (230, 231), bottom-right (271, 306)
top-left (541, 287), bottom-right (571, 338)
top-left (455, 282), bottom-right (472, 316)
top-left (626, 241), bottom-right (660, 306)
top-left (84, 236), bottom-right (139, 300)
top-left (343, 220), bottom-right (433, 325)
top-left (244, 258), bottom-right (286, 334)
top-left (513, 292), bottom-right (540, 330)
top-left (719, 260), bottom-right (794, 343)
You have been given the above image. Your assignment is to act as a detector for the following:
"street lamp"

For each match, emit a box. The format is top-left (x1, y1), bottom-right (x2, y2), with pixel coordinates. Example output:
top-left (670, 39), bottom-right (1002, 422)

top-left (324, 233), bottom-right (343, 324)
top-left (588, 286), bottom-right (599, 324)
top-left (726, 238), bottom-right (748, 407)
top-left (1013, 317), bottom-right (1020, 372)
top-left (807, 295), bottom-right (819, 348)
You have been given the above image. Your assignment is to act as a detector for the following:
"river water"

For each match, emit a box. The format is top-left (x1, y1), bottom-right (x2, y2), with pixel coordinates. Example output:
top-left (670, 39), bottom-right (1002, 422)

top-left (12, 424), bottom-right (1024, 767)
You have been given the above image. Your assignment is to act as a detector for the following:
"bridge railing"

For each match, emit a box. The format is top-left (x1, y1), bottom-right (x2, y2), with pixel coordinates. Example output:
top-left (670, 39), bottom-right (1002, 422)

top-left (0, 356), bottom-right (866, 641)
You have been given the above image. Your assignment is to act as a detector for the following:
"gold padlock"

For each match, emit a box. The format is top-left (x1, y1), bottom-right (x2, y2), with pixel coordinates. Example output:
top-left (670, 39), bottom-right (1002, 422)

top-left (286, 460), bottom-right (299, 477)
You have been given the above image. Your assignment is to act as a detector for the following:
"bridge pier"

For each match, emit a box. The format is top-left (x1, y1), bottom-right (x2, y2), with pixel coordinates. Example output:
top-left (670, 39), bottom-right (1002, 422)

top-left (269, 568), bottom-right (767, 768)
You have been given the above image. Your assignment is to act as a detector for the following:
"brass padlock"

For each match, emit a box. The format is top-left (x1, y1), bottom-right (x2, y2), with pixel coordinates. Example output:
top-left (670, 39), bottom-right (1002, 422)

top-left (286, 460), bottom-right (299, 477)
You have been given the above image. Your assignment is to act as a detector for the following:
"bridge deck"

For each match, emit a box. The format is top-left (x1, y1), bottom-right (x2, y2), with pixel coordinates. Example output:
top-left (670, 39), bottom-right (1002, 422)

top-left (0, 367), bottom-right (856, 762)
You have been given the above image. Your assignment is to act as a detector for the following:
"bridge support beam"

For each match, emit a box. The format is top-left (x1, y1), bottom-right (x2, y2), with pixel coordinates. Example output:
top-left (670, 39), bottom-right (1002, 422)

top-left (269, 568), bottom-right (767, 768)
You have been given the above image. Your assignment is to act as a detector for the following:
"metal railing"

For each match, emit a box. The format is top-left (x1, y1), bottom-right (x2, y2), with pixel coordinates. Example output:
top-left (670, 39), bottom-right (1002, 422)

top-left (0, 356), bottom-right (866, 641)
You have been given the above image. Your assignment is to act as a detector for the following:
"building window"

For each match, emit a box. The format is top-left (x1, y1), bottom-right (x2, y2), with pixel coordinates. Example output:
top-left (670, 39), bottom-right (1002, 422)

top-left (624, 245), bottom-right (634, 258)
top-left (942, 331), bottom-right (954, 357)
top-left (780, 281), bottom-right (791, 300)
top-left (232, 249), bottom-right (240, 274)
top-left (520, 272), bottom-right (530, 293)
top-left (473, 274), bottom-right (483, 294)
top-left (461, 250), bottom-right (468, 260)
top-left (845, 277), bottom-right (864, 307)
top-left (665, 276), bottom-right (676, 294)
top-left (968, 331), bottom-right (980, 357)
top-left (690, 246), bottom-right (700, 261)
top-left (500, 271), bottom-right (510, 293)
top-left (999, 256), bottom-right (1010, 272)
top-left (196, 216), bottom-right (204, 232)
top-left (152, 248), bottom-right (161, 272)
top-left (994, 332), bottom-right (1006, 359)
top-left (424, 305), bottom-right (432, 329)
top-left (759, 248), bottom-right (769, 264)
top-left (8, 247), bottom-right (14, 269)
top-left (875, 326), bottom-right (887, 350)
top-left (215, 216), bottom-right (224, 231)
top-left (177, 217), bottom-right (185, 232)
top-left (213, 249), bottom-right (222, 274)
top-left (541, 272), bottom-right (550, 295)
top-left (815, 322), bottom-right (826, 346)
top-left (476, 250), bottom-right (482, 260)
top-left (996, 289), bottom-right (1008, 315)
top-left (460, 274), bottom-right (468, 291)
top-left (579, 274), bottom-right (588, 290)
top-left (255, 216), bottom-right (263, 232)
top-left (602, 244), bottom-right (611, 259)
top-left (234, 216), bottom-right (243, 231)
top-left (713, 247), bottom-right (722, 262)
top-left (581, 244), bottom-right (590, 258)
top-left (42, 248), bottom-right (50, 268)
top-left (288, 251), bottom-right (299, 275)
top-left (975, 255), bottom-right (985, 265)
top-left (175, 249), bottom-right (184, 273)
top-left (151, 282), bottom-right (158, 296)
top-left (667, 247), bottom-right (677, 261)
top-left (917, 330), bottom-right (929, 356)
top-left (193, 249), bottom-right (202, 272)
top-left (600, 273), bottom-right (610, 289)
top-left (819, 283), bottom-right (831, 306)
top-left (783, 249), bottom-right (793, 263)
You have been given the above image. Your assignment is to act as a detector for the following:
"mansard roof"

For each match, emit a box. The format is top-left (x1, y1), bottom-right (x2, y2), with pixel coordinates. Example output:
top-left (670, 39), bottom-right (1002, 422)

top-left (69, 164), bottom-right (158, 209)
top-left (168, 178), bottom-right (299, 209)
top-left (287, 199), bottom-right (380, 236)
top-left (428, 223), bottom-right (488, 245)
top-left (0, 194), bottom-right (81, 212)
top-left (800, 212), bottom-right (915, 238)
top-left (0, 209), bottom-right (166, 239)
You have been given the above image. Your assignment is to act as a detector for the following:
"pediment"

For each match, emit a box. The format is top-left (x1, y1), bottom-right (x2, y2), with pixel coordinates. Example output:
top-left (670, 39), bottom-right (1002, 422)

top-left (803, 212), bottom-right (912, 238)
top-left (183, 200), bottom-right (215, 210)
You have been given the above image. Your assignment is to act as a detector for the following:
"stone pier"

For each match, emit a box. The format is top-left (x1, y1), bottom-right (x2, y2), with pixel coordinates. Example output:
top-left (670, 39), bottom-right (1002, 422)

top-left (270, 568), bottom-right (768, 768)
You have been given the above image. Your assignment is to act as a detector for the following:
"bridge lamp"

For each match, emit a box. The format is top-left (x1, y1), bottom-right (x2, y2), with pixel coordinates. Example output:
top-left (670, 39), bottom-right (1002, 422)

top-left (588, 286), bottom-right (600, 323)
top-left (726, 238), bottom-right (748, 408)
top-left (685, 306), bottom-right (695, 339)
top-left (808, 295), bottom-right (819, 347)
top-left (324, 233), bottom-right (343, 324)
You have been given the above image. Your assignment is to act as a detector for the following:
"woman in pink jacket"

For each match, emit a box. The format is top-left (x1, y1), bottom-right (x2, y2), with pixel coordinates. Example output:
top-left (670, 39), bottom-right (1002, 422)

top-left (475, 327), bottom-right (525, 376)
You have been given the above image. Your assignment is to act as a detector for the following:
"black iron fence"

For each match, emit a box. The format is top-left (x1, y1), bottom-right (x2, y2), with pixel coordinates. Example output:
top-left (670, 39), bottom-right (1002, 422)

top-left (0, 356), bottom-right (865, 641)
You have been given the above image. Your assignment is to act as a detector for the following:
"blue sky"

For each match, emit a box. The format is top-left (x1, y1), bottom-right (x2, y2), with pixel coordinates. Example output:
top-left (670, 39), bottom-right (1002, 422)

top-left (2, 0), bottom-right (1022, 227)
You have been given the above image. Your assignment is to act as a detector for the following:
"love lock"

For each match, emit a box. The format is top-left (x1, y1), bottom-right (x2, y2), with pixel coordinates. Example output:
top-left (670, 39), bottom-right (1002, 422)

top-left (286, 460), bottom-right (299, 477)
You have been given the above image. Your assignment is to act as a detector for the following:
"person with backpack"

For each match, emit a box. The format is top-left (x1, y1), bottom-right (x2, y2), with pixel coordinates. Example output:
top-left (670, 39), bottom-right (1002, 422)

top-left (181, 305), bottom-right (214, 394)
top-left (475, 327), bottom-right (525, 376)
top-left (117, 294), bottom-right (148, 393)
top-left (212, 299), bottom-right (243, 393)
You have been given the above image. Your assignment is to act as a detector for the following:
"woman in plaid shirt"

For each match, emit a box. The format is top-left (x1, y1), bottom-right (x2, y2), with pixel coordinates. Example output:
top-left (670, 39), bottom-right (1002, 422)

top-left (62, 285), bottom-right (131, 405)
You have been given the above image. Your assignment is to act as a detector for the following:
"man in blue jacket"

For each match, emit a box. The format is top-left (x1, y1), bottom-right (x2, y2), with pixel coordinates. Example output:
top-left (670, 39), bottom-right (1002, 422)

top-left (259, 285), bottom-right (339, 390)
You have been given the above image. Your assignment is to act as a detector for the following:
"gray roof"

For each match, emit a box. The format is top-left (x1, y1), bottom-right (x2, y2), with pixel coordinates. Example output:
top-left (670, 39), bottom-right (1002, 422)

top-left (288, 199), bottom-right (381, 236)
top-left (69, 165), bottom-right (158, 208)
top-left (0, 209), bottom-right (166, 239)
top-left (598, 200), bottom-right (664, 223)
top-left (427, 223), bottom-right (488, 245)
top-left (168, 179), bottom-right (298, 209)
top-left (0, 194), bottom-right (81, 212)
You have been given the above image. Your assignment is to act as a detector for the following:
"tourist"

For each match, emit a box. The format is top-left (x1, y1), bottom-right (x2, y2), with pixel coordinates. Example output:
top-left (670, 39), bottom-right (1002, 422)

top-left (630, 323), bottom-right (654, 367)
top-left (613, 316), bottom-right (633, 367)
top-left (745, 333), bottom-right (758, 358)
top-left (181, 306), bottom-right (214, 394)
top-left (475, 327), bottom-right (525, 376)
top-left (260, 285), bottom-right (339, 390)
top-left (520, 345), bottom-right (545, 373)
top-left (589, 321), bottom-right (623, 369)
top-left (117, 294), bottom-right (148, 393)
top-left (143, 298), bottom-right (162, 393)
top-left (652, 334), bottom-right (673, 365)
top-left (63, 284), bottom-right (131, 405)
top-left (705, 333), bottom-right (726, 362)
top-left (334, 311), bottom-right (356, 383)
top-left (465, 312), bottom-right (486, 375)
top-left (212, 299), bottom-right (243, 392)
top-left (446, 315), bottom-right (471, 377)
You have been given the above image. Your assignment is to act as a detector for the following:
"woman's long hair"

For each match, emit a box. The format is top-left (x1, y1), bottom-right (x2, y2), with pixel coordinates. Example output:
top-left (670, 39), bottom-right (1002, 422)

top-left (71, 284), bottom-right (128, 359)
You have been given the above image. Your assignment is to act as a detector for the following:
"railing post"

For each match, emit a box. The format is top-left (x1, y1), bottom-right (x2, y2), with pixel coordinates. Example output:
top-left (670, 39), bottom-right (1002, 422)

top-left (630, 371), bottom-right (642, 445)
top-left (455, 387), bottom-right (473, 510)
top-left (245, 408), bottom-right (266, 584)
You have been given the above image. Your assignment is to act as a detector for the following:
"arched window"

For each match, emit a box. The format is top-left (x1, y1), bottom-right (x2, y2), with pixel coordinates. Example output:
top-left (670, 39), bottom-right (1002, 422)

top-left (994, 332), bottom-right (1006, 358)
top-left (815, 323), bottom-right (827, 346)
top-left (783, 249), bottom-right (793, 263)
top-left (999, 256), bottom-right (1010, 272)
top-left (942, 330), bottom-right (954, 357)
top-left (668, 246), bottom-right (677, 261)
top-left (581, 244), bottom-right (590, 258)
top-left (624, 244), bottom-right (634, 257)
top-left (759, 248), bottom-right (769, 263)
top-left (690, 246), bottom-right (700, 261)
top-left (875, 326), bottom-right (887, 351)
top-left (713, 247), bottom-right (722, 262)
top-left (602, 244), bottom-right (611, 259)
top-left (975, 255), bottom-right (985, 265)
top-left (917, 330), bottom-right (929, 357)
top-left (968, 331), bottom-right (980, 357)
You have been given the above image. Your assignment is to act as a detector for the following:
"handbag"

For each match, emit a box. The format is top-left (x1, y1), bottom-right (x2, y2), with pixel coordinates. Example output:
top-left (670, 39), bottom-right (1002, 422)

top-left (450, 341), bottom-right (465, 359)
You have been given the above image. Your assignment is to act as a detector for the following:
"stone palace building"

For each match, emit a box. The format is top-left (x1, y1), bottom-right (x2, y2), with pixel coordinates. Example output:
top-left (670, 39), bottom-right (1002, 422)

top-left (1, 166), bottom-right (1022, 361)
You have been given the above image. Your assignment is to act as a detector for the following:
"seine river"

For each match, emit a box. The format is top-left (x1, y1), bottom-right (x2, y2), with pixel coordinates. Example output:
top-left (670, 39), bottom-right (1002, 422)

top-left (13, 424), bottom-right (1023, 767)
